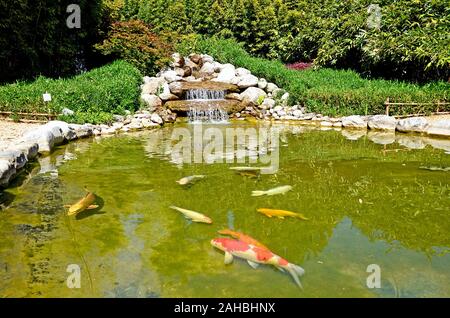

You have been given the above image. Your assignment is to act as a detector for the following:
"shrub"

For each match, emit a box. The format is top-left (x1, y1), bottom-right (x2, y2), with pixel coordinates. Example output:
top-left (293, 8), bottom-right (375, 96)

top-left (0, 60), bottom-right (142, 123)
top-left (94, 20), bottom-right (174, 75)
top-left (112, 0), bottom-right (450, 82)
top-left (177, 37), bottom-right (450, 116)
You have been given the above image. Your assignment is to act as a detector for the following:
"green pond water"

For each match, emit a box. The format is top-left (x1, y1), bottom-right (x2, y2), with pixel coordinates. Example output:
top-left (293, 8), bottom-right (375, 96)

top-left (0, 121), bottom-right (449, 298)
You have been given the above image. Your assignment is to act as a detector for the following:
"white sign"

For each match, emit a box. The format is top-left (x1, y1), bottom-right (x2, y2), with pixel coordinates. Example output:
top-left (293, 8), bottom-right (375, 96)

top-left (43, 92), bottom-right (52, 102)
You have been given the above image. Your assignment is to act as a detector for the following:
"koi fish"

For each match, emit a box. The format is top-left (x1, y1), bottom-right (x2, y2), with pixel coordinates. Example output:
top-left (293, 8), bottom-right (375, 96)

top-left (211, 238), bottom-right (305, 289)
top-left (230, 166), bottom-right (271, 172)
top-left (169, 206), bottom-right (213, 224)
top-left (257, 208), bottom-right (309, 220)
top-left (65, 192), bottom-right (99, 216)
top-left (251, 185), bottom-right (292, 197)
top-left (238, 171), bottom-right (259, 178)
top-left (218, 229), bottom-right (270, 250)
top-left (419, 166), bottom-right (450, 172)
top-left (176, 175), bottom-right (206, 185)
top-left (230, 167), bottom-right (262, 171)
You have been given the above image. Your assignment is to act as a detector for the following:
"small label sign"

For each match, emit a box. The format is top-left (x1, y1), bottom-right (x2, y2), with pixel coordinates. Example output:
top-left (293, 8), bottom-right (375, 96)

top-left (43, 92), bottom-right (52, 102)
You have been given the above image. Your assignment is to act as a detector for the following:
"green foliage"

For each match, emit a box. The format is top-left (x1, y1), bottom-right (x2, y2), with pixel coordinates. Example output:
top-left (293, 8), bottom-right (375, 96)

top-left (0, 0), bottom-right (103, 83)
top-left (178, 37), bottom-right (450, 116)
top-left (0, 60), bottom-right (142, 123)
top-left (117, 0), bottom-right (449, 82)
top-left (58, 111), bottom-right (114, 125)
top-left (94, 20), bottom-right (173, 74)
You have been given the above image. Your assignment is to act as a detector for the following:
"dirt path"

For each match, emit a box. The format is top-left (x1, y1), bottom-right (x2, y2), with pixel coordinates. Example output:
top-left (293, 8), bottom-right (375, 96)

top-left (0, 120), bottom-right (43, 151)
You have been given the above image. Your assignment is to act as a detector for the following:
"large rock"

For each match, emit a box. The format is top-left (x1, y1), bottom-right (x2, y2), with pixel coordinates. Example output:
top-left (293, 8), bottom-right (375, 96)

top-left (189, 54), bottom-right (202, 64)
top-left (368, 115), bottom-right (397, 131)
top-left (68, 124), bottom-right (93, 139)
top-left (174, 67), bottom-right (186, 77)
top-left (162, 70), bottom-right (182, 83)
top-left (215, 64), bottom-right (236, 83)
top-left (46, 120), bottom-right (77, 141)
top-left (266, 83), bottom-right (278, 93)
top-left (200, 62), bottom-right (215, 75)
top-left (43, 124), bottom-right (65, 145)
top-left (239, 87), bottom-right (267, 105)
top-left (201, 54), bottom-right (214, 64)
top-left (151, 113), bottom-right (164, 125)
top-left (225, 93), bottom-right (242, 101)
top-left (396, 117), bottom-right (428, 133)
top-left (342, 115), bottom-right (368, 129)
top-left (258, 78), bottom-right (268, 90)
top-left (237, 74), bottom-right (258, 89)
top-left (260, 98), bottom-right (276, 110)
top-left (0, 159), bottom-right (16, 187)
top-left (0, 150), bottom-right (27, 170)
top-left (13, 142), bottom-right (39, 160)
top-left (21, 126), bottom-right (61, 153)
top-left (61, 107), bottom-right (74, 116)
top-left (171, 53), bottom-right (185, 68)
top-left (185, 59), bottom-right (200, 71)
top-left (236, 68), bottom-right (251, 77)
top-left (158, 83), bottom-right (179, 101)
top-left (183, 66), bottom-right (192, 77)
top-left (168, 82), bottom-right (183, 96)
top-left (142, 77), bottom-right (166, 95)
top-left (425, 119), bottom-right (450, 137)
top-left (141, 94), bottom-right (162, 111)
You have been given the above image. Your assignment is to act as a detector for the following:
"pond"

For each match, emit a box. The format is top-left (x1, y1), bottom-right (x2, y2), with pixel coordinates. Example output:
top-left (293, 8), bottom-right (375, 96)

top-left (0, 121), bottom-right (449, 297)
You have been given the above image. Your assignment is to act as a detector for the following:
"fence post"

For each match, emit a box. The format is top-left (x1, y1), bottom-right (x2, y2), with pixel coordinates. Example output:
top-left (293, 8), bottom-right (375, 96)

top-left (385, 98), bottom-right (390, 116)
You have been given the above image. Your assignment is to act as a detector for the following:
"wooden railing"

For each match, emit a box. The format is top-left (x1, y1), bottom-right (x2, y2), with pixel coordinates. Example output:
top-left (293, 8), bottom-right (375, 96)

top-left (0, 111), bottom-right (58, 123)
top-left (385, 98), bottom-right (450, 118)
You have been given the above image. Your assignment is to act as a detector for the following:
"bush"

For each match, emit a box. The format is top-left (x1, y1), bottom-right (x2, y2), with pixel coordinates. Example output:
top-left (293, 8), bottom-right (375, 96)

top-left (95, 20), bottom-right (174, 75)
top-left (0, 60), bottom-right (142, 123)
top-left (115, 0), bottom-right (450, 82)
top-left (177, 37), bottom-right (450, 116)
top-left (0, 0), bottom-right (103, 83)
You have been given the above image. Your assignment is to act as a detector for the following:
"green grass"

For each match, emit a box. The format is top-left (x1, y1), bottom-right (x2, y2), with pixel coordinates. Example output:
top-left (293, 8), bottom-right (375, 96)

top-left (177, 37), bottom-right (450, 116)
top-left (0, 60), bottom-right (142, 124)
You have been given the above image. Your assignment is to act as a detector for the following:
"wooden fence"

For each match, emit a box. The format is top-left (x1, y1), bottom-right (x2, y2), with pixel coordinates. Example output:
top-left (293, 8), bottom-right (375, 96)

top-left (0, 111), bottom-right (58, 123)
top-left (385, 98), bottom-right (450, 118)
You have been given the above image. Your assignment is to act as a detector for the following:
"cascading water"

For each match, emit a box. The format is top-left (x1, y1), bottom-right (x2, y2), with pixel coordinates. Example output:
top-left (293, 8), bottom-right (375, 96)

top-left (186, 89), bottom-right (225, 101)
top-left (187, 107), bottom-right (229, 123)
top-left (185, 88), bottom-right (229, 123)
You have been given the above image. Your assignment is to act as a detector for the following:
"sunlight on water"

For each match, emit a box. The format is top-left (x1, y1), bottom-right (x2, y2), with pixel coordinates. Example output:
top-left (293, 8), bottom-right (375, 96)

top-left (0, 122), bottom-right (449, 297)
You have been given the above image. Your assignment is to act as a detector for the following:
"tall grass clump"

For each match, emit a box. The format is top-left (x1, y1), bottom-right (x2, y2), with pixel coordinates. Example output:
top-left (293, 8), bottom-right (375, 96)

top-left (177, 37), bottom-right (450, 116)
top-left (0, 60), bottom-right (142, 124)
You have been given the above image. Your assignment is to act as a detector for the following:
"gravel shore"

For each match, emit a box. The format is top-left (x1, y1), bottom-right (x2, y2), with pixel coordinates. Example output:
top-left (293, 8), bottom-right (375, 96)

top-left (0, 120), bottom-right (43, 151)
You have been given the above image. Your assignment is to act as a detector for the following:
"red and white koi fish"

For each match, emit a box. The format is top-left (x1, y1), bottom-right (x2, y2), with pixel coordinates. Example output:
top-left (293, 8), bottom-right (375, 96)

top-left (211, 238), bottom-right (305, 288)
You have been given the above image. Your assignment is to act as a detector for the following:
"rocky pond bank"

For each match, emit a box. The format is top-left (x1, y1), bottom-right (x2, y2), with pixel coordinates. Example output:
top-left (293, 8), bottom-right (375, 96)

top-left (1, 52), bottom-right (450, 189)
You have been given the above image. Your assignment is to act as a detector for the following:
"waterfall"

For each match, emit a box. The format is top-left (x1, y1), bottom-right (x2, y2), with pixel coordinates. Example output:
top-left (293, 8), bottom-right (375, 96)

top-left (185, 89), bottom-right (225, 100)
top-left (187, 107), bottom-right (229, 123)
top-left (185, 88), bottom-right (229, 123)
